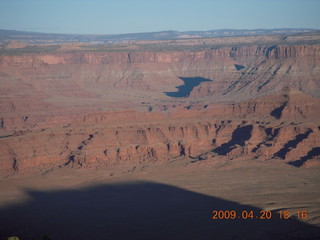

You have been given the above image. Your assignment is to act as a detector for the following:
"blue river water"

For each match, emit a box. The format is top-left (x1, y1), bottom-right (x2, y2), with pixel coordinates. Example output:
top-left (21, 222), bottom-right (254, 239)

top-left (165, 77), bottom-right (212, 98)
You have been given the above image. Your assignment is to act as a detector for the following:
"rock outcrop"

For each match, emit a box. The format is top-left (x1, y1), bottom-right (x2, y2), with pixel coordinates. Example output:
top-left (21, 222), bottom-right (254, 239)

top-left (0, 35), bottom-right (319, 175)
top-left (0, 44), bottom-right (319, 97)
top-left (1, 91), bottom-right (319, 175)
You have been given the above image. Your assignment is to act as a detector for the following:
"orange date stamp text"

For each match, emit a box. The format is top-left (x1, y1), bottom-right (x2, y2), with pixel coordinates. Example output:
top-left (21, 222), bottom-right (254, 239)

top-left (212, 210), bottom-right (308, 220)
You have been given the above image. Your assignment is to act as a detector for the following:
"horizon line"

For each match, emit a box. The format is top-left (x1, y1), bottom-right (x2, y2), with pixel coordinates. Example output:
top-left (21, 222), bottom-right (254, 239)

top-left (0, 27), bottom-right (319, 36)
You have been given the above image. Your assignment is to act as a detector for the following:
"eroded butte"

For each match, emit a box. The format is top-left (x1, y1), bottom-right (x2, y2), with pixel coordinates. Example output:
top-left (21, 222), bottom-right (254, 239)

top-left (0, 32), bottom-right (320, 239)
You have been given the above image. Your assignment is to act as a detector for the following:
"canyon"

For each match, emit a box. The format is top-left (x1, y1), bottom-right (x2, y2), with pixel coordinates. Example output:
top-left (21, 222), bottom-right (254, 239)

top-left (0, 33), bottom-right (319, 175)
top-left (0, 31), bottom-right (320, 239)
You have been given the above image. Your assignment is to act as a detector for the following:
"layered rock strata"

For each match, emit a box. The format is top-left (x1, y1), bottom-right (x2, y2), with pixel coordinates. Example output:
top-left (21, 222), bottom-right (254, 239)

top-left (0, 36), bottom-right (319, 175)
top-left (1, 91), bottom-right (319, 176)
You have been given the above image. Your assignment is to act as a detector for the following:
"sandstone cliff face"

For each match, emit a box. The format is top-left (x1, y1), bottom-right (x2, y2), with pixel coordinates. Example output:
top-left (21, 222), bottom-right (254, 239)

top-left (1, 43), bottom-right (319, 131)
top-left (232, 87), bottom-right (320, 120)
top-left (1, 104), bottom-right (319, 176)
top-left (267, 45), bottom-right (320, 59)
top-left (0, 39), bottom-right (319, 175)
top-left (0, 44), bottom-right (319, 99)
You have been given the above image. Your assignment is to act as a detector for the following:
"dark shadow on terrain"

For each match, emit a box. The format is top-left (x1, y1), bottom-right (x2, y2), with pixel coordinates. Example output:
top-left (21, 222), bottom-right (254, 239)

top-left (0, 181), bottom-right (319, 240)
top-left (265, 45), bottom-right (277, 57)
top-left (64, 154), bottom-right (75, 166)
top-left (0, 134), bottom-right (13, 139)
top-left (265, 127), bottom-right (280, 141)
top-left (270, 102), bottom-right (287, 119)
top-left (274, 129), bottom-right (313, 159)
top-left (164, 77), bottom-right (212, 98)
top-left (213, 125), bottom-right (253, 155)
top-left (252, 128), bottom-right (280, 153)
top-left (288, 147), bottom-right (320, 167)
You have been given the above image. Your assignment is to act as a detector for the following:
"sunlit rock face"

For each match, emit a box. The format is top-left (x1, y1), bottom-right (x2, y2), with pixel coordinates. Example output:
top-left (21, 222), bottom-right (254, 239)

top-left (0, 34), bottom-right (320, 174)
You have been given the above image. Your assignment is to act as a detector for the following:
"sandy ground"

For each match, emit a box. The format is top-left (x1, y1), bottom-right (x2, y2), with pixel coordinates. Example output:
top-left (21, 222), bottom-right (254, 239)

top-left (0, 157), bottom-right (320, 240)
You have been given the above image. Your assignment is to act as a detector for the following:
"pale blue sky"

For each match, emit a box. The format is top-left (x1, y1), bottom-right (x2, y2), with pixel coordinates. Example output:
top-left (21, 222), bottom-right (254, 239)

top-left (0, 0), bottom-right (319, 34)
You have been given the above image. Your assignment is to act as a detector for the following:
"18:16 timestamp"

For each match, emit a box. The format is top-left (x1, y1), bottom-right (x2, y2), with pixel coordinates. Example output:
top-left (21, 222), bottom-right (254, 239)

top-left (212, 210), bottom-right (308, 220)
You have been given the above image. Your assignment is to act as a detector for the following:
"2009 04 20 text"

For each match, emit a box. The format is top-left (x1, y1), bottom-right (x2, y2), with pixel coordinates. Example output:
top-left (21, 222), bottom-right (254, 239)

top-left (212, 210), bottom-right (308, 220)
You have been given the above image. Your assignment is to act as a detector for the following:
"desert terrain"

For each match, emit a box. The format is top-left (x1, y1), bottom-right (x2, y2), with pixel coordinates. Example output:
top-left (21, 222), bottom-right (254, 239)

top-left (0, 30), bottom-right (320, 239)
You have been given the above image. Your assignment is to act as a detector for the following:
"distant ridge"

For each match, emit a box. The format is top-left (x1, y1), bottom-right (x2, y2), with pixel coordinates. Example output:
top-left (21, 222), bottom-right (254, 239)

top-left (0, 28), bottom-right (319, 44)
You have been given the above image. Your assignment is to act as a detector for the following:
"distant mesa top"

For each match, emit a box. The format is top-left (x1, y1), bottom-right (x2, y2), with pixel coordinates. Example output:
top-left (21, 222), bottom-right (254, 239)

top-left (165, 77), bottom-right (212, 98)
top-left (0, 28), bottom-right (318, 45)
